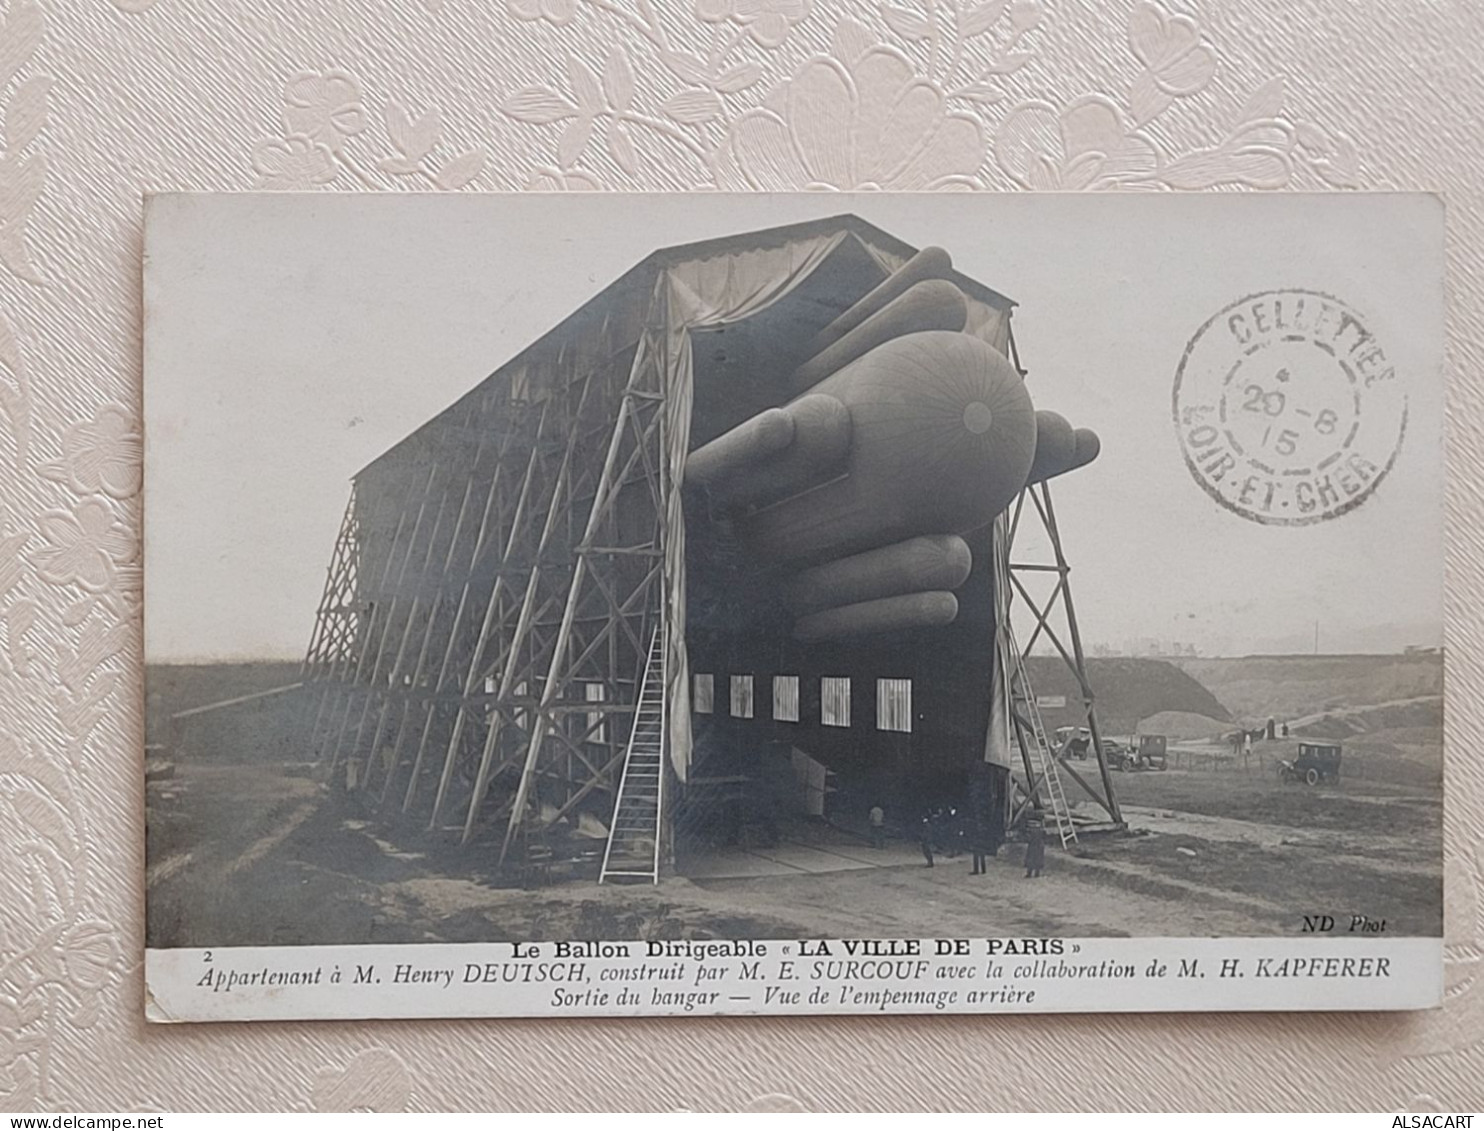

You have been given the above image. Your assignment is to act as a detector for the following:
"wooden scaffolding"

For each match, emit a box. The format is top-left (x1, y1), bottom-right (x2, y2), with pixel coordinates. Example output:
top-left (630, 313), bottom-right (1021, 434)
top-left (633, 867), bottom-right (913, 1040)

top-left (1001, 477), bottom-right (1125, 832)
top-left (300, 301), bottom-right (671, 866)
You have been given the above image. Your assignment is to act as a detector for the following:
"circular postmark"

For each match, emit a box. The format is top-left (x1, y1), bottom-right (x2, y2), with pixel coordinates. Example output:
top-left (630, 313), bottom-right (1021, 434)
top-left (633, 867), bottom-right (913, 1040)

top-left (1173, 289), bottom-right (1408, 526)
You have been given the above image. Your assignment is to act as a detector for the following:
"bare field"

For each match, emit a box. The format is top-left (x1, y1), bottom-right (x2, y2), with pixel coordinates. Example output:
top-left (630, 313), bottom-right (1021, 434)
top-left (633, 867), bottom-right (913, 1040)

top-left (147, 749), bottom-right (1442, 948)
top-left (1172, 654), bottom-right (1442, 720)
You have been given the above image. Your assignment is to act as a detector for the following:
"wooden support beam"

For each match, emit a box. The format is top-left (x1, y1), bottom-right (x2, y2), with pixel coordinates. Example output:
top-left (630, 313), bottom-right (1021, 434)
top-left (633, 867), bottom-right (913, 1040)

top-left (543, 746), bottom-right (628, 825)
top-left (1007, 570), bottom-right (1088, 697)
top-left (463, 375), bottom-right (600, 845)
top-left (429, 407), bottom-right (552, 828)
top-left (1013, 573), bottom-right (1067, 661)
top-left (1053, 754), bottom-right (1114, 816)
top-left (1038, 481), bottom-right (1123, 826)
top-left (1002, 480), bottom-right (1123, 827)
top-left (402, 454), bottom-right (508, 812)
top-left (366, 491), bottom-right (451, 797)
top-left (559, 562), bottom-right (661, 689)
top-left (346, 463), bottom-right (441, 785)
top-left (327, 485), bottom-right (417, 772)
top-left (497, 343), bottom-right (665, 862)
top-left (305, 491), bottom-right (362, 757)
top-left (380, 475), bottom-right (477, 806)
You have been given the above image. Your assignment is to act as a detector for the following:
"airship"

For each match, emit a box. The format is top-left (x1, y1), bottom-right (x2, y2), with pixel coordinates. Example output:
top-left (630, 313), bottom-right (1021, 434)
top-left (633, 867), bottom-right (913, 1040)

top-left (684, 246), bottom-right (1100, 645)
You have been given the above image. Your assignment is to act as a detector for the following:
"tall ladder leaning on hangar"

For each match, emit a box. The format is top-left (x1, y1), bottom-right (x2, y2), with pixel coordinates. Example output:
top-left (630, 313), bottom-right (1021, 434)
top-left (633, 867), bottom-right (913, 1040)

top-left (991, 514), bottom-right (1076, 848)
top-left (600, 625), bottom-right (667, 884)
top-left (992, 466), bottom-right (1126, 842)
top-left (1007, 629), bottom-right (1078, 849)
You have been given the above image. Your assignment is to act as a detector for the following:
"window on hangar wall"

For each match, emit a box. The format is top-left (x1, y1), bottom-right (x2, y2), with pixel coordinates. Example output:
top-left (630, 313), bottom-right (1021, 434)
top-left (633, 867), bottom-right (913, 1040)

top-left (821, 677), bottom-right (851, 728)
top-left (730, 674), bottom-right (754, 719)
top-left (877, 678), bottom-right (912, 733)
top-left (773, 675), bottom-right (800, 722)
top-left (693, 674), bottom-right (714, 714)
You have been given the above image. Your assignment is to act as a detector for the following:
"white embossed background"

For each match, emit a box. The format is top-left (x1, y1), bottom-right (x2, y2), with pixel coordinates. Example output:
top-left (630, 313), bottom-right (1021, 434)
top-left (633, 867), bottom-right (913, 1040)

top-left (0, 0), bottom-right (1479, 1112)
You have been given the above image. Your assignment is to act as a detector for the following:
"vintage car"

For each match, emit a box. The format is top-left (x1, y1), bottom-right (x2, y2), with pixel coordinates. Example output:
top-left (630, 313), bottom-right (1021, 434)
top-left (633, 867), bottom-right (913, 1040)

top-left (1053, 726), bottom-right (1092, 760)
top-left (1102, 737), bottom-right (1136, 770)
top-left (1105, 735), bottom-right (1167, 771)
top-left (1278, 741), bottom-right (1342, 785)
top-left (1136, 734), bottom-right (1168, 771)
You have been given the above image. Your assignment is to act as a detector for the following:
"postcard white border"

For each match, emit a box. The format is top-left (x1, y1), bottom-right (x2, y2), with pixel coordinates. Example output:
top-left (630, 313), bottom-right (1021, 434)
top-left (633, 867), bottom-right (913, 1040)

top-left (146, 937), bottom-right (1442, 1022)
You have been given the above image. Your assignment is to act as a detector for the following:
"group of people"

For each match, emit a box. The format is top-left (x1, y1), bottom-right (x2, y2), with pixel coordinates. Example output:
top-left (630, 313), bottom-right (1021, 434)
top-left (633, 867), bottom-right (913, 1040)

top-left (1229, 717), bottom-right (1292, 766)
top-left (915, 806), bottom-right (977, 868)
top-left (867, 805), bottom-right (1046, 879)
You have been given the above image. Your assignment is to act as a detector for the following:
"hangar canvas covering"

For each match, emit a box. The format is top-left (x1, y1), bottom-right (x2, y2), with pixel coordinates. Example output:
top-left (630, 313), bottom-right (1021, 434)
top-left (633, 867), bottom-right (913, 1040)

top-left (142, 193), bottom-right (1445, 1021)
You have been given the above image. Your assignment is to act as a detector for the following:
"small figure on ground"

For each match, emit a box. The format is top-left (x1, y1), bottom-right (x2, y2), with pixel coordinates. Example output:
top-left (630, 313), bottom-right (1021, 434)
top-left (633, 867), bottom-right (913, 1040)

top-left (919, 812), bottom-right (936, 868)
top-left (945, 807), bottom-right (963, 857)
top-left (1024, 811), bottom-right (1046, 879)
top-left (869, 804), bottom-right (886, 850)
top-left (970, 819), bottom-right (995, 875)
top-left (1281, 721), bottom-right (1290, 738)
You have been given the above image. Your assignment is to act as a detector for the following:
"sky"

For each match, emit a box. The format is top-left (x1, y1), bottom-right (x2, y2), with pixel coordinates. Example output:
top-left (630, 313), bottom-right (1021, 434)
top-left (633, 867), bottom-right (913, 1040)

top-left (142, 192), bottom-right (1445, 662)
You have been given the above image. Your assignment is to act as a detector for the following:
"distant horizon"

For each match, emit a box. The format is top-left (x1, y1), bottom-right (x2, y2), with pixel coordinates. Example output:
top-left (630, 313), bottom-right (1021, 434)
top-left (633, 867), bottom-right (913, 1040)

top-left (144, 195), bottom-right (1444, 664)
top-left (147, 646), bottom-right (1446, 668)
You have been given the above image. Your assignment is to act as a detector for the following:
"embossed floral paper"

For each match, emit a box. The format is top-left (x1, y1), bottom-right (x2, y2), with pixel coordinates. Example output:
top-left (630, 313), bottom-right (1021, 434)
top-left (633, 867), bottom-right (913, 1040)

top-left (1, 0), bottom-right (1482, 1113)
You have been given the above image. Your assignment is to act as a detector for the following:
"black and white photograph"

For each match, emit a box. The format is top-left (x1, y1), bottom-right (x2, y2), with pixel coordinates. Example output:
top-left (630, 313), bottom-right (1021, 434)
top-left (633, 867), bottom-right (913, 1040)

top-left (141, 192), bottom-right (1444, 1020)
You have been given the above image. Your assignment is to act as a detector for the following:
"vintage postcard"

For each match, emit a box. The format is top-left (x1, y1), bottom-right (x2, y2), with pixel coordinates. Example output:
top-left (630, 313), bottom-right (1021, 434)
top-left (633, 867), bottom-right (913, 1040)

top-left (142, 192), bottom-right (1444, 1021)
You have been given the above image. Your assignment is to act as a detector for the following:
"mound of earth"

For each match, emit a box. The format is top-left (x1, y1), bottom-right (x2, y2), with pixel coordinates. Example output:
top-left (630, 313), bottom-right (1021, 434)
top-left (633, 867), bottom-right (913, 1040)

top-left (1025, 657), bottom-right (1231, 736)
top-left (1136, 710), bottom-right (1233, 741)
top-left (1288, 695), bottom-right (1443, 740)
top-left (1353, 725), bottom-right (1446, 749)
top-left (1171, 654), bottom-right (1441, 721)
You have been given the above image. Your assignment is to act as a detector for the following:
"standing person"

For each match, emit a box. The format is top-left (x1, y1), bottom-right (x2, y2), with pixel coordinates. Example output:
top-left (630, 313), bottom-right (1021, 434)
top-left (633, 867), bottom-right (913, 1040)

top-left (1024, 811), bottom-right (1046, 879)
top-left (946, 807), bottom-right (963, 858)
top-left (919, 812), bottom-right (936, 868)
top-left (869, 804), bottom-right (886, 850)
top-left (970, 818), bottom-right (994, 875)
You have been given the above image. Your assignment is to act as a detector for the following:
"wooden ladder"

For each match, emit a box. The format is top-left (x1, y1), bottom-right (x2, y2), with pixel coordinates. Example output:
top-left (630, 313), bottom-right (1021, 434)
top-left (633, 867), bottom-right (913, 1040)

top-left (1010, 643), bottom-right (1079, 849)
top-left (599, 625), bottom-right (666, 884)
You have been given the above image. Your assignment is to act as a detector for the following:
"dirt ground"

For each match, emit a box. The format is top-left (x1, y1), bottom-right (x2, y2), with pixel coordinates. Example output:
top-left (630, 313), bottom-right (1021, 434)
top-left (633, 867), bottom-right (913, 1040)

top-left (146, 747), bottom-right (1442, 948)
